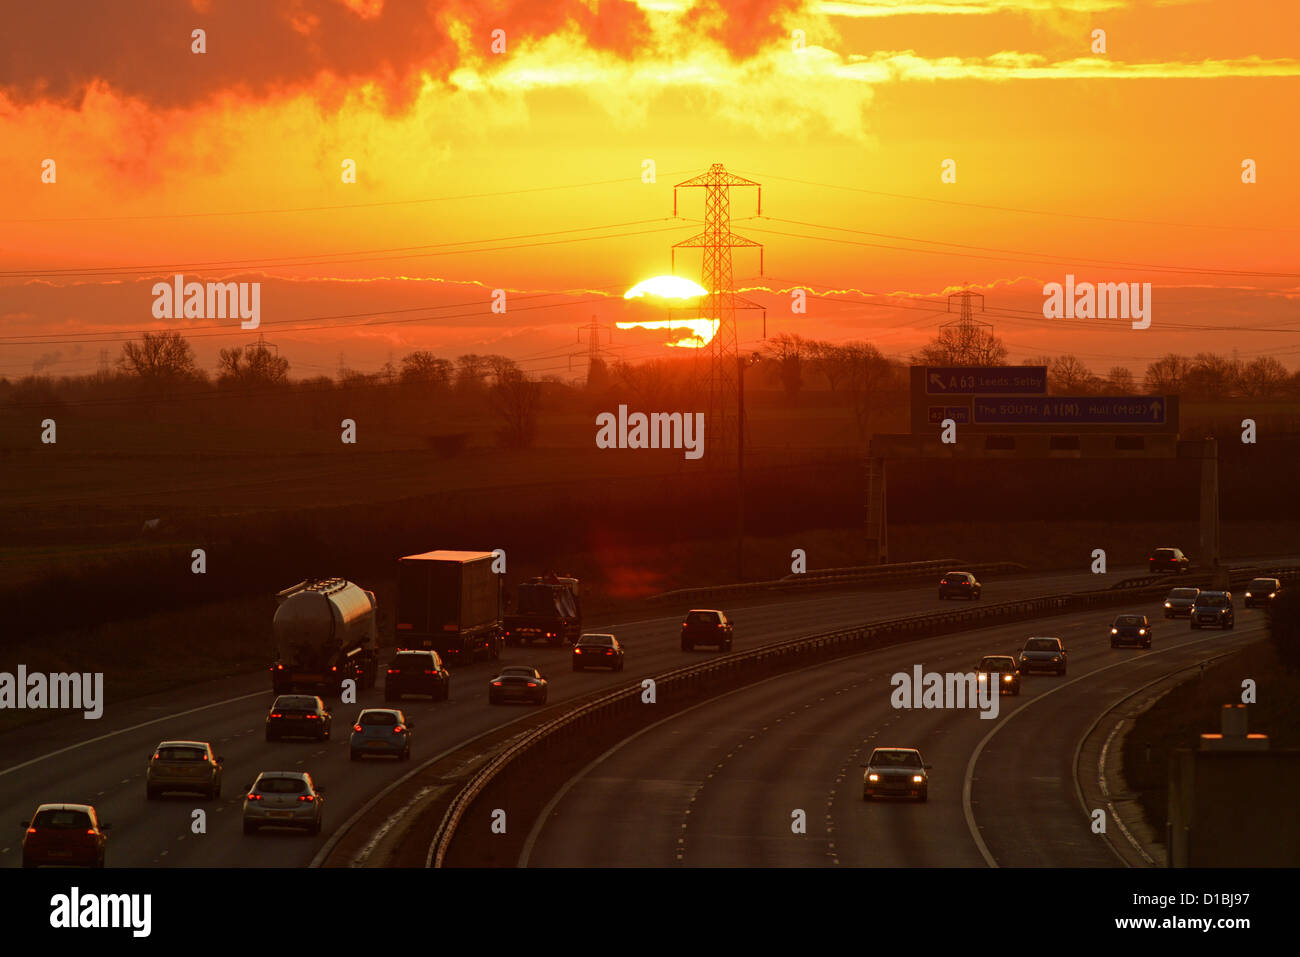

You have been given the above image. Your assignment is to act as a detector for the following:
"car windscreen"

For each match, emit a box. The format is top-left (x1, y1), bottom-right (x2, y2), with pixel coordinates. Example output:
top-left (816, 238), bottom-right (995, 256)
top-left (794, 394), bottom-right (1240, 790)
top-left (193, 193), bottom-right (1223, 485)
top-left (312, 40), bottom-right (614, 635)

top-left (1248, 580), bottom-right (1276, 590)
top-left (1153, 549), bottom-right (1176, 559)
top-left (871, 751), bottom-right (921, 768)
top-left (979, 658), bottom-right (1013, 670)
top-left (580, 636), bottom-right (613, 646)
top-left (393, 655), bottom-right (429, 667)
top-left (1198, 595), bottom-right (1228, 607)
top-left (1115, 617), bottom-right (1143, 627)
top-left (360, 712), bottom-right (397, 726)
top-left (1025, 638), bottom-right (1060, 651)
top-left (687, 612), bottom-right (719, 625)
top-left (256, 778), bottom-right (306, 794)
top-left (32, 809), bottom-right (92, 829)
top-left (157, 747), bottom-right (205, 761)
top-left (274, 697), bottom-right (316, 710)
top-left (500, 668), bottom-right (535, 677)
top-left (1169, 589), bottom-right (1198, 599)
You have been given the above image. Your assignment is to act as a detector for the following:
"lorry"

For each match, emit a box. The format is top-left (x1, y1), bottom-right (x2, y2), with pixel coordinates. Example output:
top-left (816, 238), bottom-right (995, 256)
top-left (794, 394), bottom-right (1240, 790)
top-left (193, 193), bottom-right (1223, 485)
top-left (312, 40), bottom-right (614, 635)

top-left (271, 578), bottom-right (379, 696)
top-left (396, 550), bottom-right (503, 662)
top-left (504, 574), bottom-right (582, 646)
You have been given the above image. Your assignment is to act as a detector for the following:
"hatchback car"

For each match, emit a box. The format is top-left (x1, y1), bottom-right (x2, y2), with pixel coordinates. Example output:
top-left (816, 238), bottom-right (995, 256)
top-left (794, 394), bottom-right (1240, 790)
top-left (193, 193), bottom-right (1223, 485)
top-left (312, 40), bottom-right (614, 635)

top-left (1110, 614), bottom-right (1152, 649)
top-left (1149, 547), bottom-right (1190, 574)
top-left (681, 609), bottom-right (733, 651)
top-left (1190, 591), bottom-right (1234, 630)
top-left (938, 571), bottom-right (981, 600)
top-left (1243, 578), bottom-right (1281, 609)
top-left (1018, 636), bottom-right (1067, 675)
top-left (242, 771), bottom-right (325, 835)
top-left (573, 633), bottom-right (625, 672)
top-left (265, 694), bottom-right (332, 741)
top-left (1163, 586), bottom-right (1200, 619)
top-left (20, 804), bottom-right (110, 868)
top-left (384, 649), bottom-right (450, 701)
top-left (862, 748), bottom-right (930, 802)
top-left (975, 655), bottom-right (1020, 695)
top-left (488, 666), bottom-right (549, 705)
top-left (349, 708), bottom-right (413, 761)
top-left (146, 740), bottom-right (224, 800)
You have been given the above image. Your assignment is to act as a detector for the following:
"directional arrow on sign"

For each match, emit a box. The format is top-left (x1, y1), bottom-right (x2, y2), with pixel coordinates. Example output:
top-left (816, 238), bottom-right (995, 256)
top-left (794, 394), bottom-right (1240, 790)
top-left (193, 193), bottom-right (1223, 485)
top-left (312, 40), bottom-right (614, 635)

top-left (929, 373), bottom-right (944, 390)
top-left (1150, 399), bottom-right (1163, 420)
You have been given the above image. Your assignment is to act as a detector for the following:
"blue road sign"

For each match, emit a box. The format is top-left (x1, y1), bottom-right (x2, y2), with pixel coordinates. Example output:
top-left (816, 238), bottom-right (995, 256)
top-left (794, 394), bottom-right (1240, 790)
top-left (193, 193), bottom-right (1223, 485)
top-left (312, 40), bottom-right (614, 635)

top-left (925, 366), bottom-right (1047, 395)
top-left (973, 396), bottom-right (1167, 424)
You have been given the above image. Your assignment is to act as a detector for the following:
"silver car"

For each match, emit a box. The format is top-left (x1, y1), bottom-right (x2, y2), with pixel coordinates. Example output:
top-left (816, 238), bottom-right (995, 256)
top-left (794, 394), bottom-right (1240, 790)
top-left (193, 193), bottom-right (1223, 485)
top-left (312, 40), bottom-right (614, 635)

top-left (242, 771), bottom-right (325, 835)
top-left (349, 709), bottom-right (414, 761)
top-left (146, 740), bottom-right (223, 800)
top-left (862, 747), bottom-right (930, 802)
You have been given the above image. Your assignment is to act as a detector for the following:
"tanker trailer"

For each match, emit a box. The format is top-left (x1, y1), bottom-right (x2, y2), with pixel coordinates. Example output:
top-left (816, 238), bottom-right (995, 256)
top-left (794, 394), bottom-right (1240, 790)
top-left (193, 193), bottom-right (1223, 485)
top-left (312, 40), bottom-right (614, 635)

top-left (270, 578), bottom-right (379, 696)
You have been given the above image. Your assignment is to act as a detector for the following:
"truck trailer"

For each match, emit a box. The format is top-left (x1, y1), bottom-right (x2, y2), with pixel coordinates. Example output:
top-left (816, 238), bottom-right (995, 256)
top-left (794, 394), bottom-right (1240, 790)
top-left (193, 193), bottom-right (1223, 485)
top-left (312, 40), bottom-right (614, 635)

top-left (271, 578), bottom-right (379, 696)
top-left (504, 574), bottom-right (582, 646)
top-left (396, 550), bottom-right (503, 662)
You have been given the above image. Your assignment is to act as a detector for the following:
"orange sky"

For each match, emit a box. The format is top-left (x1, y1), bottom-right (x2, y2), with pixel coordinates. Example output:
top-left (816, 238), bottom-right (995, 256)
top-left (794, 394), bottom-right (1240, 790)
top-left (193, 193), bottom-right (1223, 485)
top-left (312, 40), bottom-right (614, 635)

top-left (2, 0), bottom-right (1298, 380)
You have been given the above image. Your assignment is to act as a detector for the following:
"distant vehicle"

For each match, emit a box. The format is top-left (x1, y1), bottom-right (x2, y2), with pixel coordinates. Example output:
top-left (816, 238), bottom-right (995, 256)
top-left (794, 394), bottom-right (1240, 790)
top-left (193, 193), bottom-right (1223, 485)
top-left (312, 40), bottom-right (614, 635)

top-left (861, 747), bottom-right (930, 802)
top-left (1149, 547), bottom-right (1190, 574)
top-left (1190, 591), bottom-right (1234, 630)
top-left (489, 666), bottom-right (549, 705)
top-left (572, 633), bottom-right (625, 672)
top-left (1110, 614), bottom-right (1152, 649)
top-left (266, 694), bottom-right (332, 741)
top-left (20, 804), bottom-right (110, 868)
top-left (384, 649), bottom-right (450, 702)
top-left (146, 740), bottom-right (224, 800)
top-left (1163, 586), bottom-right (1200, 619)
top-left (681, 609), bottom-right (733, 652)
top-left (397, 550), bottom-right (503, 662)
top-left (1243, 578), bottom-right (1281, 609)
top-left (350, 708), bottom-right (413, 761)
top-left (505, 574), bottom-right (582, 647)
top-left (975, 655), bottom-right (1020, 695)
top-left (1018, 636), bottom-right (1067, 675)
top-left (270, 578), bottom-right (379, 696)
top-left (938, 571), bottom-right (981, 600)
top-left (242, 771), bottom-right (324, 835)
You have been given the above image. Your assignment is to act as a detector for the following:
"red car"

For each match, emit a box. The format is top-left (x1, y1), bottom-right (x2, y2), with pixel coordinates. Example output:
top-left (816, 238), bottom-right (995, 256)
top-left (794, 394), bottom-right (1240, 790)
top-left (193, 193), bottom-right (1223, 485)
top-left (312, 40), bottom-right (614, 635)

top-left (21, 803), bottom-right (110, 868)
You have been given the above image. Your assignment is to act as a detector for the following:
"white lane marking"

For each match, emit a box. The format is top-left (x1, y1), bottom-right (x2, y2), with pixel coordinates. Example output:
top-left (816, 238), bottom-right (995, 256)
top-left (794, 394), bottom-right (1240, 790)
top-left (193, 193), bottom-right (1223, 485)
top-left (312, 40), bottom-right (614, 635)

top-left (962, 627), bottom-right (1260, 867)
top-left (0, 690), bottom-right (269, 778)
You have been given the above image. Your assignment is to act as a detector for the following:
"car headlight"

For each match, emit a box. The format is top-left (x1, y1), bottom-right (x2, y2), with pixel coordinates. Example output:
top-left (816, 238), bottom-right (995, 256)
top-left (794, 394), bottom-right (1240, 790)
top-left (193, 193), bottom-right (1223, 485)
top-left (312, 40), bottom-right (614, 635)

top-left (1052, 654), bottom-right (1061, 661)
top-left (1244, 592), bottom-right (1252, 598)
top-left (1138, 629), bottom-right (1146, 635)
top-left (977, 673), bottom-right (987, 681)
top-left (1111, 628), bottom-right (1118, 634)
top-left (1270, 593), bottom-right (1276, 599)
top-left (1164, 602), bottom-right (1171, 607)
top-left (912, 775), bottom-right (924, 783)
top-left (868, 773), bottom-right (879, 782)
top-left (1002, 674), bottom-right (1013, 682)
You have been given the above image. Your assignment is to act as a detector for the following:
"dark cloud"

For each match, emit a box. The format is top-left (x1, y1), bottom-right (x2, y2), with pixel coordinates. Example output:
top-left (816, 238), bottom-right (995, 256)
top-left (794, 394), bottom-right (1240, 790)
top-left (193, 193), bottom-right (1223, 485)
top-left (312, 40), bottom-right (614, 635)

top-left (684, 0), bottom-right (804, 59)
top-left (0, 0), bottom-right (657, 110)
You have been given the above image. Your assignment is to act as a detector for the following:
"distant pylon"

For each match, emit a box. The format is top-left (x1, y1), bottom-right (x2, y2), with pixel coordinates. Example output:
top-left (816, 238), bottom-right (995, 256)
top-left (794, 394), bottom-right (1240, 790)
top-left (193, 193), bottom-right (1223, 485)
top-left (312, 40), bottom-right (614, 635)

top-left (672, 164), bottom-right (764, 454)
top-left (577, 315), bottom-right (611, 384)
top-left (943, 287), bottom-right (992, 364)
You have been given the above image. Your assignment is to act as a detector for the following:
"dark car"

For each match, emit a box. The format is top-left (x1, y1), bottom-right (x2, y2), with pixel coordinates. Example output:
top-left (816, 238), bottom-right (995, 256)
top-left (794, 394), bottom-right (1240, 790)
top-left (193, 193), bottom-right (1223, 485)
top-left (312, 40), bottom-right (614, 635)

top-left (1149, 547), bottom-right (1190, 574)
top-left (488, 666), bottom-right (549, 705)
top-left (20, 804), bottom-right (110, 868)
top-left (861, 747), bottom-right (930, 802)
top-left (266, 694), bottom-right (332, 741)
top-left (146, 740), bottom-right (224, 800)
top-left (681, 609), bottom-right (733, 652)
top-left (384, 649), bottom-right (450, 702)
top-left (1243, 578), bottom-right (1281, 609)
top-left (1163, 586), bottom-right (1199, 619)
top-left (1110, 614), bottom-right (1152, 649)
top-left (1190, 591), bottom-right (1234, 630)
top-left (975, 655), bottom-right (1020, 695)
top-left (350, 708), bottom-right (414, 761)
top-left (573, 633), bottom-right (625, 672)
top-left (938, 571), bottom-right (981, 600)
top-left (1018, 636), bottom-right (1067, 675)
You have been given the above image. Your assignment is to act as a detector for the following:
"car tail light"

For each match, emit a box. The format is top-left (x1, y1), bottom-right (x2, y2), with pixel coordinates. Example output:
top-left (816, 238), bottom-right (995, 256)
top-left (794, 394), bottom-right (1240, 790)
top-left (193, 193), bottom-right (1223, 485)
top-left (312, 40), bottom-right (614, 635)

top-left (527, 682), bottom-right (537, 687)
top-left (605, 650), bottom-right (613, 655)
top-left (491, 680), bottom-right (503, 686)
top-left (275, 664), bottom-right (284, 670)
top-left (247, 794), bottom-right (262, 801)
top-left (574, 648), bottom-right (582, 654)
top-left (305, 714), bottom-right (319, 720)
top-left (331, 666), bottom-right (338, 672)
top-left (27, 827), bottom-right (37, 834)
top-left (152, 752), bottom-right (160, 760)
top-left (270, 712), bottom-right (283, 718)
top-left (387, 668), bottom-right (398, 674)
top-left (424, 669), bottom-right (435, 675)
top-left (392, 726), bottom-right (405, 734)
top-left (299, 795), bottom-right (315, 802)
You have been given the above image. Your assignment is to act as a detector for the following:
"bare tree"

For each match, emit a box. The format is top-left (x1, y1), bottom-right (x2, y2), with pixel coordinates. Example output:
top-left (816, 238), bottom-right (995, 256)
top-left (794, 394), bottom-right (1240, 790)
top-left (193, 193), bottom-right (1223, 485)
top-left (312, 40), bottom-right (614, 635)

top-left (1144, 353), bottom-right (1190, 393)
top-left (1049, 354), bottom-right (1092, 393)
top-left (118, 331), bottom-right (201, 382)
top-left (1237, 356), bottom-right (1288, 398)
top-left (491, 367), bottom-right (542, 448)
top-left (762, 333), bottom-right (807, 401)
top-left (217, 342), bottom-right (289, 388)
top-left (1185, 353), bottom-right (1240, 401)
top-left (1105, 366), bottom-right (1135, 393)
top-left (916, 325), bottom-right (1008, 366)
top-left (806, 340), bottom-right (851, 393)
top-left (843, 342), bottom-right (891, 439)
top-left (400, 351), bottom-right (452, 389)
top-left (454, 354), bottom-right (488, 391)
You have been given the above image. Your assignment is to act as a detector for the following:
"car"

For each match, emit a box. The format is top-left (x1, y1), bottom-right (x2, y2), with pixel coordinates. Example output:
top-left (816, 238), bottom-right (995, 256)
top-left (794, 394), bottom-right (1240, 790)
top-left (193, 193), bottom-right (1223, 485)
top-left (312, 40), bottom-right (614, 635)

top-left (975, 655), bottom-right (1020, 695)
top-left (1018, 636), bottom-right (1067, 675)
top-left (1149, 547), bottom-right (1190, 574)
top-left (1163, 586), bottom-right (1200, 619)
top-left (938, 571), bottom-right (981, 600)
top-left (384, 649), bottom-right (450, 701)
top-left (242, 771), bottom-right (325, 835)
top-left (573, 633), bottom-right (625, 672)
top-left (350, 708), bottom-right (413, 761)
top-left (1243, 578), bottom-right (1281, 609)
top-left (488, 666), bottom-right (549, 705)
top-left (20, 804), bottom-right (110, 868)
top-left (1190, 591), bottom-right (1234, 630)
top-left (146, 740), bottom-right (224, 800)
top-left (265, 694), bottom-right (332, 741)
top-left (681, 609), bottom-right (733, 651)
top-left (861, 747), bottom-right (930, 802)
top-left (1110, 614), bottom-right (1152, 649)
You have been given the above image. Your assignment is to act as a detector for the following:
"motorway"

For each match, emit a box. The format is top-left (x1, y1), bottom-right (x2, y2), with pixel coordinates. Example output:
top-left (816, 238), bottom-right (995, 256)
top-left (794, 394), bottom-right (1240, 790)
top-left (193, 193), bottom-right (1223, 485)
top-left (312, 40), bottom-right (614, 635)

top-left (0, 562), bottom-right (1270, 867)
top-left (521, 602), bottom-right (1270, 867)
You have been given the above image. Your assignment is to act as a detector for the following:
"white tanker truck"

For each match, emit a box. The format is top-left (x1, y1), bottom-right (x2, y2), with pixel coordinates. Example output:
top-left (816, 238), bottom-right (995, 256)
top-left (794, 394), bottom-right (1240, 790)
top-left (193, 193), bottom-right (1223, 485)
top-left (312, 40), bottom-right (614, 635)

top-left (270, 578), bottom-right (379, 696)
